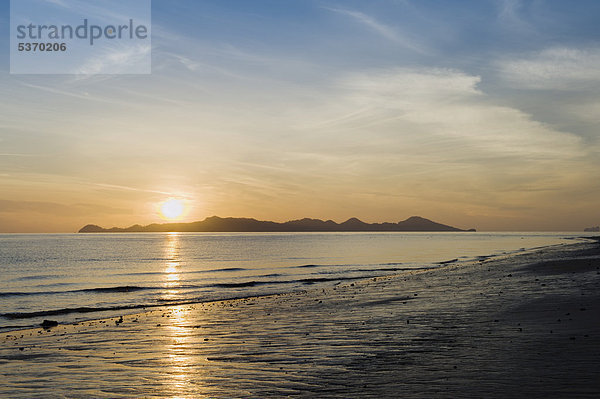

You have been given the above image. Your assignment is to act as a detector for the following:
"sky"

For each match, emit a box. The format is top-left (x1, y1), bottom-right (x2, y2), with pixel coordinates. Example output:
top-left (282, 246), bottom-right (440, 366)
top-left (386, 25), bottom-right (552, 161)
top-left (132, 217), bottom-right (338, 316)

top-left (1, 0), bottom-right (599, 232)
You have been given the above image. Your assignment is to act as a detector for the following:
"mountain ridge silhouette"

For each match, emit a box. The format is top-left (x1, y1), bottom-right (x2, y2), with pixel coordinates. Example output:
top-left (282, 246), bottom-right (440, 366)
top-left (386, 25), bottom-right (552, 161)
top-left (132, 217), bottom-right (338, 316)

top-left (79, 215), bottom-right (475, 233)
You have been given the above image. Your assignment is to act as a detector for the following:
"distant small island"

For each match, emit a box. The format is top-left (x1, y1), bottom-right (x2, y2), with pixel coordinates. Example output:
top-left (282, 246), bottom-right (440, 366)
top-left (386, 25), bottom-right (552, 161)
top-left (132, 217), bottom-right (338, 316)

top-left (584, 226), bottom-right (600, 232)
top-left (79, 216), bottom-right (475, 233)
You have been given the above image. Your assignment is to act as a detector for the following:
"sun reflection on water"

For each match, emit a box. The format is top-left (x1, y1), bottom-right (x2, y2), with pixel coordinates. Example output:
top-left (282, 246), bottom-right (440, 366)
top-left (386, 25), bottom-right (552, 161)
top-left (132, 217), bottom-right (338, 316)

top-left (163, 232), bottom-right (182, 300)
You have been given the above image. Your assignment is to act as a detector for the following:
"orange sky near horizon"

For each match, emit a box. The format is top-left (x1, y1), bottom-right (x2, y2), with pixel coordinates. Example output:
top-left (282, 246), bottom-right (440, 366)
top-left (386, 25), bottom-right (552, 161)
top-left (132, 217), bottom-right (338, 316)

top-left (1, 1), bottom-right (600, 233)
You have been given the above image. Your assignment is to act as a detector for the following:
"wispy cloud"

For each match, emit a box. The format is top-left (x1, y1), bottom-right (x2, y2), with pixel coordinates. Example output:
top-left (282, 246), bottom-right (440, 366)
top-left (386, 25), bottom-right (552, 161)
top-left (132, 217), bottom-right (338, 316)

top-left (496, 47), bottom-right (600, 89)
top-left (74, 44), bottom-right (151, 74)
top-left (43, 0), bottom-right (70, 8)
top-left (279, 66), bottom-right (586, 220)
top-left (90, 182), bottom-right (176, 196)
top-left (19, 81), bottom-right (101, 101)
top-left (0, 153), bottom-right (39, 157)
top-left (324, 6), bottom-right (428, 54)
top-left (496, 0), bottom-right (527, 27)
top-left (0, 199), bottom-right (127, 216)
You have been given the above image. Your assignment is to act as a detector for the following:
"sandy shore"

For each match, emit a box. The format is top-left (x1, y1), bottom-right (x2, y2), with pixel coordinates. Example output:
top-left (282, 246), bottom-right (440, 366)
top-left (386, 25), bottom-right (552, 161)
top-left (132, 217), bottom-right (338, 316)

top-left (2, 238), bottom-right (599, 398)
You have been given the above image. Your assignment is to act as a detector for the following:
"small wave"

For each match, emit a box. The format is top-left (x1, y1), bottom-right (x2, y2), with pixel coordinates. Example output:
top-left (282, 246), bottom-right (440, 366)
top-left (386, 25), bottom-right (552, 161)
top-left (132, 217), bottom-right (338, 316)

top-left (361, 267), bottom-right (411, 273)
top-left (436, 258), bottom-right (458, 265)
top-left (13, 274), bottom-right (57, 281)
top-left (303, 264), bottom-right (435, 277)
top-left (2, 294), bottom-right (267, 320)
top-left (0, 324), bottom-right (37, 331)
top-left (0, 272), bottom-right (399, 321)
top-left (1, 304), bottom-right (153, 320)
top-left (214, 275), bottom-right (371, 289)
top-left (298, 276), bottom-right (365, 285)
top-left (114, 271), bottom-right (165, 276)
top-left (80, 286), bottom-right (151, 293)
top-left (0, 292), bottom-right (32, 297)
top-left (116, 267), bottom-right (248, 277)
top-left (214, 281), bottom-right (270, 288)
top-left (296, 262), bottom-right (405, 269)
top-left (203, 267), bottom-right (247, 273)
top-left (0, 285), bottom-right (157, 298)
top-left (312, 267), bottom-right (411, 275)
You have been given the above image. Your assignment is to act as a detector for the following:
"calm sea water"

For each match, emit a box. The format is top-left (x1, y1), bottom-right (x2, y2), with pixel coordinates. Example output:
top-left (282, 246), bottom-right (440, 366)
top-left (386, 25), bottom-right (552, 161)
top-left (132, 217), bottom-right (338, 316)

top-left (0, 232), bottom-right (589, 331)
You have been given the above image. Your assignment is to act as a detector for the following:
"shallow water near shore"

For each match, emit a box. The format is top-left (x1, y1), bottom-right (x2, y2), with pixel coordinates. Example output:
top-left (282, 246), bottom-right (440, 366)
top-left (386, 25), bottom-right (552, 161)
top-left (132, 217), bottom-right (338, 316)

top-left (1, 239), bottom-right (599, 398)
top-left (0, 232), bottom-right (591, 331)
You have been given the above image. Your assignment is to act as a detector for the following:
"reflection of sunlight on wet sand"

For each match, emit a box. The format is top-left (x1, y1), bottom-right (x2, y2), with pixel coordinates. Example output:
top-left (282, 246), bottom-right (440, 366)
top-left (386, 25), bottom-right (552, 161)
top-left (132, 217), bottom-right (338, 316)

top-left (161, 234), bottom-right (202, 396)
top-left (165, 306), bottom-right (194, 394)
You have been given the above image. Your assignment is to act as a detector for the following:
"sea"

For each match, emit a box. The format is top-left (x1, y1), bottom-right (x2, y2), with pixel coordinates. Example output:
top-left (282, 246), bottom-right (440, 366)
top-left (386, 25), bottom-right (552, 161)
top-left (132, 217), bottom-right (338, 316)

top-left (0, 232), bottom-right (593, 331)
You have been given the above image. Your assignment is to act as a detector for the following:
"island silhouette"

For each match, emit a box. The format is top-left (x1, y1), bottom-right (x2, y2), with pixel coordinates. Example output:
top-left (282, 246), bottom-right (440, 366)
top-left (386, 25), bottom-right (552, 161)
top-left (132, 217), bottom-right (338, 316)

top-left (79, 216), bottom-right (475, 233)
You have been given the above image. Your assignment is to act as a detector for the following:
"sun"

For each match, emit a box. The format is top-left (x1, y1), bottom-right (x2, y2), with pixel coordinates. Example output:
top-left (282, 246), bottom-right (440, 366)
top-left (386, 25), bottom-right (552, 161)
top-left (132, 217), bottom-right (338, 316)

top-left (159, 199), bottom-right (185, 220)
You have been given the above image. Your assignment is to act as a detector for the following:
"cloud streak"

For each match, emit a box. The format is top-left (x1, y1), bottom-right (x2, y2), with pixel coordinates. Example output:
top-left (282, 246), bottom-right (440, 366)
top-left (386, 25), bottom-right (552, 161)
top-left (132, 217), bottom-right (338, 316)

top-left (75, 44), bottom-right (151, 75)
top-left (496, 47), bottom-right (600, 90)
top-left (324, 7), bottom-right (428, 54)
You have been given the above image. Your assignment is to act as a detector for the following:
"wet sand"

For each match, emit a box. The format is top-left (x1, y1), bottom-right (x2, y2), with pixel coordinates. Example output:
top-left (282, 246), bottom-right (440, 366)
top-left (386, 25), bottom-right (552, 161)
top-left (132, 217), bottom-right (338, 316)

top-left (2, 239), bottom-right (599, 398)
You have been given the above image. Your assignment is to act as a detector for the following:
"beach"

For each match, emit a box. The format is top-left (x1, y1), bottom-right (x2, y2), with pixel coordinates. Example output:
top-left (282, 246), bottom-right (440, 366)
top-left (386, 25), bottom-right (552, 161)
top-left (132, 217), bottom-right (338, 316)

top-left (1, 238), bottom-right (599, 398)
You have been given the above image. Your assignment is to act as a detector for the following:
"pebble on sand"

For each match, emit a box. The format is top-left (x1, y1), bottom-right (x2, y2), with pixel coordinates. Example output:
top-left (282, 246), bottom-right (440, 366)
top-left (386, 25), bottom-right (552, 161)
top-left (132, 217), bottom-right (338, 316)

top-left (41, 320), bottom-right (58, 329)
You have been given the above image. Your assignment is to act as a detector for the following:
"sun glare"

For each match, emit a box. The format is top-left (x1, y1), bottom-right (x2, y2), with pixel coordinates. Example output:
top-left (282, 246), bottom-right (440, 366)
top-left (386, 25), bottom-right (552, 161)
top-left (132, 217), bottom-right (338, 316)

top-left (160, 199), bottom-right (185, 220)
